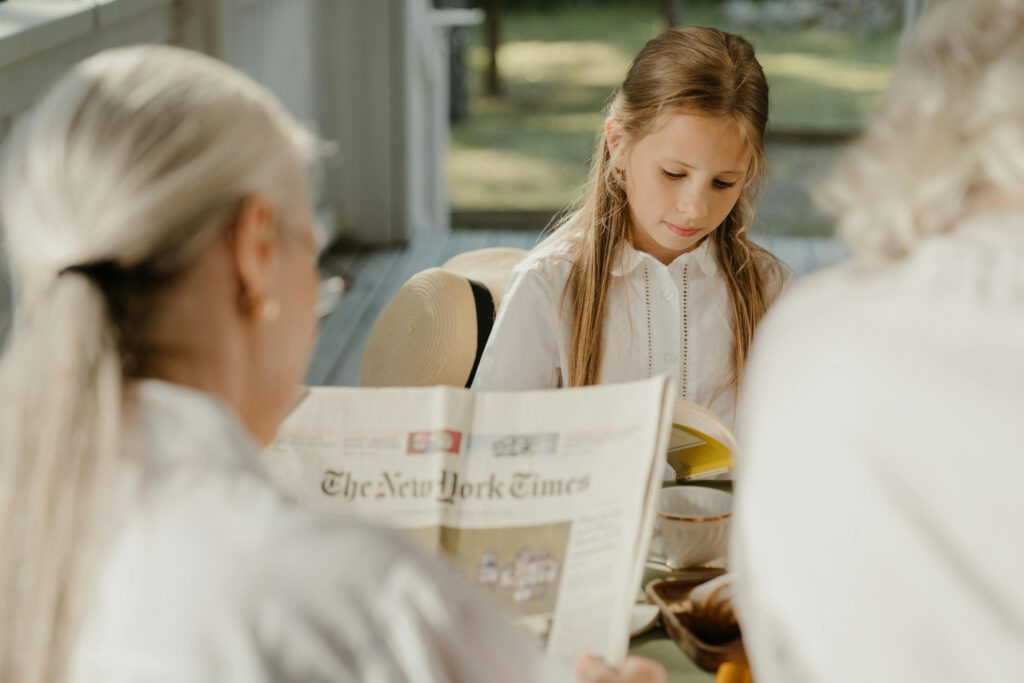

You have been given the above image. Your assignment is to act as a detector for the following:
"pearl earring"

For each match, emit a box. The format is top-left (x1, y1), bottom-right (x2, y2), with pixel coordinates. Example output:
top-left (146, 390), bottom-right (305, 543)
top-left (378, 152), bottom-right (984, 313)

top-left (261, 297), bottom-right (281, 322)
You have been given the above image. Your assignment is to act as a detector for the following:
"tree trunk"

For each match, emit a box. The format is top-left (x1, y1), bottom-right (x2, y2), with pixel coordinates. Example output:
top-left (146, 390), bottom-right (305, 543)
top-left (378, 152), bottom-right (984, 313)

top-left (663, 0), bottom-right (688, 27)
top-left (484, 0), bottom-right (503, 96)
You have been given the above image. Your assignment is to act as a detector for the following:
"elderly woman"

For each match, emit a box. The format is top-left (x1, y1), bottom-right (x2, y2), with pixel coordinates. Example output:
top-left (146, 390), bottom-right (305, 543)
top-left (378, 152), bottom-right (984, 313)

top-left (732, 0), bottom-right (1024, 681)
top-left (0, 47), bottom-right (662, 683)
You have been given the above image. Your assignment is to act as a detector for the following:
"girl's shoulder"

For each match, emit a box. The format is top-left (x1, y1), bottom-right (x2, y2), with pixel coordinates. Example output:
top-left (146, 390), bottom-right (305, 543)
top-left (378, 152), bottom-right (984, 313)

top-left (515, 235), bottom-right (577, 280)
top-left (497, 237), bottom-right (578, 310)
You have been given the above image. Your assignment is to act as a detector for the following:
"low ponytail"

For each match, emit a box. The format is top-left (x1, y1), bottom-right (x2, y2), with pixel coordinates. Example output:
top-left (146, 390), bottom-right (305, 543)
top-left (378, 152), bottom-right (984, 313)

top-left (0, 276), bottom-right (123, 682)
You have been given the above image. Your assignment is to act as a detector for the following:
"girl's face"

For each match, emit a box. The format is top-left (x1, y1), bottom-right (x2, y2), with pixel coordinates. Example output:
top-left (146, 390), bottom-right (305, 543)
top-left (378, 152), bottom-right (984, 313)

top-left (613, 112), bottom-right (752, 264)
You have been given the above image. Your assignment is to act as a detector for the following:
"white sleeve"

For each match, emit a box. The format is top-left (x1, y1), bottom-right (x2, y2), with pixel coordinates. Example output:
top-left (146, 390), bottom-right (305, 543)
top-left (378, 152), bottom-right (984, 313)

top-left (70, 475), bottom-right (572, 683)
top-left (256, 522), bottom-right (574, 683)
top-left (376, 554), bottom-right (574, 683)
top-left (472, 263), bottom-right (563, 391)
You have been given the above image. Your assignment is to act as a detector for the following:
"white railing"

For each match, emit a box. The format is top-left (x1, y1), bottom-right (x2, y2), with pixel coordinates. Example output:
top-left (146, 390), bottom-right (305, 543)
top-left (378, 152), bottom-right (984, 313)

top-left (0, 0), bottom-right (175, 139)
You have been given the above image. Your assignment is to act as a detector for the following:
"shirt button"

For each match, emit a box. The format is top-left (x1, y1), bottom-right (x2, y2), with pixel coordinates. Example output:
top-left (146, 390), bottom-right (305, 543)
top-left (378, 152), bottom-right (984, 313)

top-left (661, 288), bottom-right (676, 301)
top-left (664, 352), bottom-right (678, 363)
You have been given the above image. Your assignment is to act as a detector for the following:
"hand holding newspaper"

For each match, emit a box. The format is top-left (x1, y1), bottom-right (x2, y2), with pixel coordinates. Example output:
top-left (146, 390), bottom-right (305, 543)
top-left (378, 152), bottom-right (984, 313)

top-left (261, 376), bottom-right (675, 667)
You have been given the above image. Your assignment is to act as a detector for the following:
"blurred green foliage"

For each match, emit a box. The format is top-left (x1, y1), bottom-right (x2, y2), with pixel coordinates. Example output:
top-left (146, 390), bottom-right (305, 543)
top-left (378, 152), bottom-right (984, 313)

top-left (449, 0), bottom-right (899, 235)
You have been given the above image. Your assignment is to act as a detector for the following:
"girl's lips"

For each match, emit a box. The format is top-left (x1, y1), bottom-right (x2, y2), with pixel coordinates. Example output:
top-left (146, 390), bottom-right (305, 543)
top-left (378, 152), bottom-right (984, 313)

top-left (665, 222), bottom-right (701, 237)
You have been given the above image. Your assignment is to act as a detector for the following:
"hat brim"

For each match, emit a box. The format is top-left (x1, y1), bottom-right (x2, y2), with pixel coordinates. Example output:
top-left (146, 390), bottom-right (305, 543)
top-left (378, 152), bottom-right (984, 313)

top-left (360, 248), bottom-right (530, 388)
top-left (360, 268), bottom-right (479, 387)
top-left (442, 247), bottom-right (528, 310)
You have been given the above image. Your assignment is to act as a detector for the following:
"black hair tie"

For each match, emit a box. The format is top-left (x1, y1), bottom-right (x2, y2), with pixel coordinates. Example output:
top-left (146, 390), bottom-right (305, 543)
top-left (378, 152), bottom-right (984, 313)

top-left (58, 259), bottom-right (122, 282)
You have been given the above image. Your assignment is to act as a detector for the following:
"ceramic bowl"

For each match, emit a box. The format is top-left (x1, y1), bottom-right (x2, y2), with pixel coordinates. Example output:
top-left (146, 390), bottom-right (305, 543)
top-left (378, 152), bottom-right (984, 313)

top-left (649, 486), bottom-right (732, 569)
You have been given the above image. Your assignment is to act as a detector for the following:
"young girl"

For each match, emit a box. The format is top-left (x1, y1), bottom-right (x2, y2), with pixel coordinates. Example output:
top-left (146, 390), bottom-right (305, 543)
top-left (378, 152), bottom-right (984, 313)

top-left (472, 26), bottom-right (790, 425)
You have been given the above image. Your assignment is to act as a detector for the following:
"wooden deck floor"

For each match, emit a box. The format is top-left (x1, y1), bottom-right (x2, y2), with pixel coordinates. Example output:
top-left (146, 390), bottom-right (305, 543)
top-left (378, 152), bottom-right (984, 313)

top-left (308, 229), bottom-right (849, 387)
top-left (0, 230), bottom-right (848, 373)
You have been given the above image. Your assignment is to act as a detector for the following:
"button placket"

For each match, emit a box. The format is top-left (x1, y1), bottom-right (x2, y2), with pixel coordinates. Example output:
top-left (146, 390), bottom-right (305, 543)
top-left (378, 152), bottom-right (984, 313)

top-left (643, 265), bottom-right (654, 378)
top-left (647, 263), bottom-right (682, 381)
top-left (681, 264), bottom-right (689, 398)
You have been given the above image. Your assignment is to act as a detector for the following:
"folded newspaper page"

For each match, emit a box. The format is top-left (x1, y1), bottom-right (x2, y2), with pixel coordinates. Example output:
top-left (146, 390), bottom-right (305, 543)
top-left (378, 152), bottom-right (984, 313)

top-left (261, 376), bottom-right (674, 666)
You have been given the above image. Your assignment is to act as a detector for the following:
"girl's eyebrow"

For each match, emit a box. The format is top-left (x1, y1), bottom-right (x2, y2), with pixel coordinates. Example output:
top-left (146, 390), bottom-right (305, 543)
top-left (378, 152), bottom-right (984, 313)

top-left (661, 159), bottom-right (745, 176)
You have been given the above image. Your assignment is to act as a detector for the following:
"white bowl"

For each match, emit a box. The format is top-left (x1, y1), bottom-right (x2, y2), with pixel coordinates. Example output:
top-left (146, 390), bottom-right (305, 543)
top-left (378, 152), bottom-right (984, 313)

top-left (649, 486), bottom-right (732, 569)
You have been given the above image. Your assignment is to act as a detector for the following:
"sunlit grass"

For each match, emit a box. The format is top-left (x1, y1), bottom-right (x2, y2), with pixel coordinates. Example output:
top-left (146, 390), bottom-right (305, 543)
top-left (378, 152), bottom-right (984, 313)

top-left (483, 41), bottom-right (633, 87)
top-left (447, 147), bottom-right (582, 209)
top-left (762, 53), bottom-right (890, 92)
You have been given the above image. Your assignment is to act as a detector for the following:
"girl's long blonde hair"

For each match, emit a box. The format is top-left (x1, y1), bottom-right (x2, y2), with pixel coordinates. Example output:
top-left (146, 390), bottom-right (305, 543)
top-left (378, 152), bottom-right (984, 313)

top-left (542, 26), bottom-right (785, 388)
top-left (0, 46), bottom-right (314, 682)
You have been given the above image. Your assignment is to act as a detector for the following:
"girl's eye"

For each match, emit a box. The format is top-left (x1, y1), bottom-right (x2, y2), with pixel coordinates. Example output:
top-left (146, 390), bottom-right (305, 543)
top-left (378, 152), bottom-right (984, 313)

top-left (661, 169), bottom-right (685, 180)
top-left (713, 179), bottom-right (737, 190)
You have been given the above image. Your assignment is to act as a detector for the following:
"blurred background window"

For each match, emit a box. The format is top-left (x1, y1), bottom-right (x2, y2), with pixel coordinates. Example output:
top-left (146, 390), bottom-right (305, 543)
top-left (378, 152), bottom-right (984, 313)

top-left (445, 0), bottom-right (925, 237)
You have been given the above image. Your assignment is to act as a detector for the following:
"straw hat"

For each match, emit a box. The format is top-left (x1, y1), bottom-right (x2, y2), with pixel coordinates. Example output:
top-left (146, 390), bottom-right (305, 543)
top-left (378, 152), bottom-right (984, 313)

top-left (359, 247), bottom-right (528, 387)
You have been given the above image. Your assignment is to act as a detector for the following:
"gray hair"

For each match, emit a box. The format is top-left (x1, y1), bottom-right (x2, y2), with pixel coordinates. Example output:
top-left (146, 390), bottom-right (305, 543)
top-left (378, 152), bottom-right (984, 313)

top-left (819, 0), bottom-right (1024, 259)
top-left (0, 45), bottom-right (315, 682)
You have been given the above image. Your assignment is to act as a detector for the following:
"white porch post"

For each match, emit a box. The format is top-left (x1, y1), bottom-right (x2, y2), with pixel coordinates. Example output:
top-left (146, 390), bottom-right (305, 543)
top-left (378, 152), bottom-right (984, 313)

top-left (319, 0), bottom-right (452, 246)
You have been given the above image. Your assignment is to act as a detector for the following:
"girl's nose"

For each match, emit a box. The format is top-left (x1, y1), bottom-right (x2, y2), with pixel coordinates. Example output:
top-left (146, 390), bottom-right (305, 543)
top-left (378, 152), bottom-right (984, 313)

top-left (676, 186), bottom-right (709, 220)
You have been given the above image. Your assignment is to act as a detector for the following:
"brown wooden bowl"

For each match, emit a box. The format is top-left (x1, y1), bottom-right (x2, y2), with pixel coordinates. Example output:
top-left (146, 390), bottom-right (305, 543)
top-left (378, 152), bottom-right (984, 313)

top-left (644, 569), bottom-right (747, 673)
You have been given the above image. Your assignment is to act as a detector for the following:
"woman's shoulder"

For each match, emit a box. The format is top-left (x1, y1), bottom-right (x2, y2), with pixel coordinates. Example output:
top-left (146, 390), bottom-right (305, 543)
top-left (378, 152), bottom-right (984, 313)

top-left (104, 471), bottom-right (428, 614)
top-left (755, 259), bottom-right (885, 349)
top-left (178, 468), bottom-right (420, 583)
top-left (749, 245), bottom-right (796, 302)
top-left (520, 235), bottom-right (576, 271)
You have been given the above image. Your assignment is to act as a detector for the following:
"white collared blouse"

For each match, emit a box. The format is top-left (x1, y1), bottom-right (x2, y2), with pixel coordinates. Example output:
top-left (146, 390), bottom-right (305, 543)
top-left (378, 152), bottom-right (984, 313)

top-left (71, 380), bottom-right (570, 683)
top-left (473, 237), bottom-right (787, 427)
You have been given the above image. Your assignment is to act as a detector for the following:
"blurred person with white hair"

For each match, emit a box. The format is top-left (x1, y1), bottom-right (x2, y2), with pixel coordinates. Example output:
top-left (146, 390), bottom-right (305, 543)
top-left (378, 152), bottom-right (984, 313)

top-left (0, 46), bottom-right (664, 683)
top-left (731, 0), bottom-right (1024, 680)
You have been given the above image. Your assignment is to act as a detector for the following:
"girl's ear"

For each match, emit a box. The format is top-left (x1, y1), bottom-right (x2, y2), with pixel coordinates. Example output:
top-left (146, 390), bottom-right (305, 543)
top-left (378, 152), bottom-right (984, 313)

top-left (604, 117), bottom-right (626, 171)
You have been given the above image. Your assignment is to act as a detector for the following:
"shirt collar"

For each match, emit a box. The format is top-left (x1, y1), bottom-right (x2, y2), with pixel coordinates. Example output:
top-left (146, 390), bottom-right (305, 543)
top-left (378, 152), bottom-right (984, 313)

top-left (611, 236), bottom-right (718, 277)
top-left (131, 379), bottom-right (261, 472)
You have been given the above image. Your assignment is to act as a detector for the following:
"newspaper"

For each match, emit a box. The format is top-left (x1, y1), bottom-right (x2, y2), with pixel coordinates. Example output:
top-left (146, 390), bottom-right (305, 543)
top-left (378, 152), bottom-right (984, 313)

top-left (261, 376), bottom-right (674, 667)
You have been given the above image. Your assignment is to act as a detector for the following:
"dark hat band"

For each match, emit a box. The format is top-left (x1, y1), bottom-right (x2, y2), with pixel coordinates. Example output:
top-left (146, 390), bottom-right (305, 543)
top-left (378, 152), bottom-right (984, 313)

top-left (465, 278), bottom-right (496, 388)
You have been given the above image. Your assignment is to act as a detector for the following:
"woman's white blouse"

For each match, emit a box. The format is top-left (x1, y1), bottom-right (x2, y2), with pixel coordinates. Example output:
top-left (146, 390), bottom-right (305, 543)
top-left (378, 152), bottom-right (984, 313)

top-left (474, 237), bottom-right (780, 427)
top-left (71, 380), bottom-right (570, 683)
top-left (732, 210), bottom-right (1024, 682)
